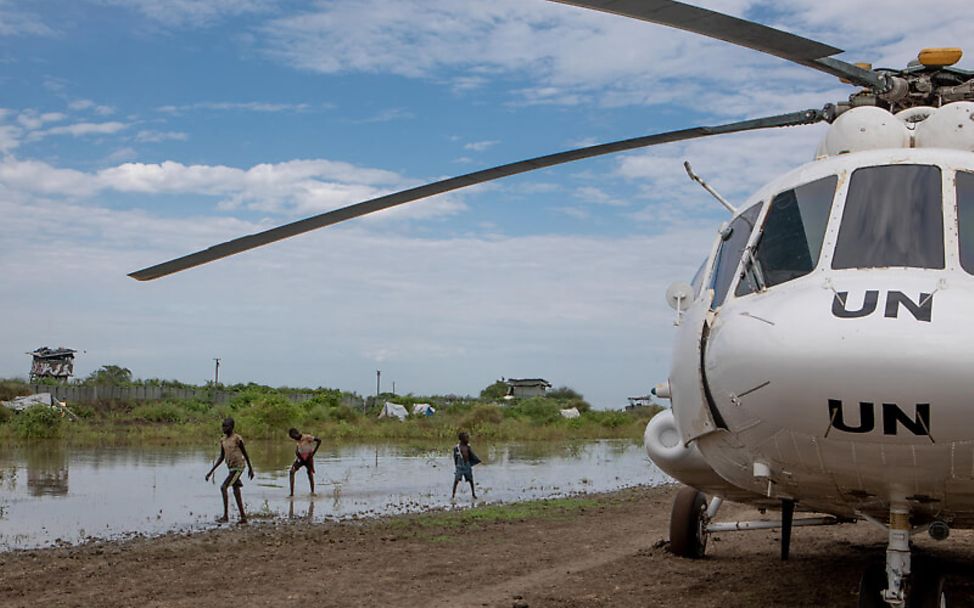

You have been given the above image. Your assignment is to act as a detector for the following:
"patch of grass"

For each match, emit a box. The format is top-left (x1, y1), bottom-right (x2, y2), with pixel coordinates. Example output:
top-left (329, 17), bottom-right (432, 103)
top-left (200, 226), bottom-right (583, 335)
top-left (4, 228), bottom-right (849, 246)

top-left (389, 496), bottom-right (600, 531)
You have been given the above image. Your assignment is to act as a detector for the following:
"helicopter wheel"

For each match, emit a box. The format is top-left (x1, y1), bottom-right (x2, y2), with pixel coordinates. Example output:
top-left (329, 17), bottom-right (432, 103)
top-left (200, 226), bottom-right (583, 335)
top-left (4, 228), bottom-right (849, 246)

top-left (857, 565), bottom-right (887, 608)
top-left (858, 564), bottom-right (947, 608)
top-left (669, 486), bottom-right (708, 559)
top-left (908, 567), bottom-right (947, 608)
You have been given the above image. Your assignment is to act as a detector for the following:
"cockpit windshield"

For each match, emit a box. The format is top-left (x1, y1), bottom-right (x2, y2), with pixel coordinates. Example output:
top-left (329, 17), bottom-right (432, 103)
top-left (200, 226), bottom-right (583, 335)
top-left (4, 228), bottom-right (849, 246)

top-left (711, 204), bottom-right (760, 308)
top-left (956, 171), bottom-right (974, 274)
top-left (832, 165), bottom-right (944, 270)
top-left (736, 175), bottom-right (837, 296)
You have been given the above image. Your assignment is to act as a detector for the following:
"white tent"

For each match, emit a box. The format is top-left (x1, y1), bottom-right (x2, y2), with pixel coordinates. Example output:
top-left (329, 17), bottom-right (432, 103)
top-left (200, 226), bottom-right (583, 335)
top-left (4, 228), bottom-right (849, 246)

top-left (412, 403), bottom-right (435, 417)
top-left (559, 407), bottom-right (581, 419)
top-left (378, 401), bottom-right (408, 421)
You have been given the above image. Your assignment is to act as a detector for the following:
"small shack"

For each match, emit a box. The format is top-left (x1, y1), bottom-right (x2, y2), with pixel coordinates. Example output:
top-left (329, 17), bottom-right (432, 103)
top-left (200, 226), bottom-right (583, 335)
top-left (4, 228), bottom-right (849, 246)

top-left (28, 347), bottom-right (77, 383)
top-left (505, 378), bottom-right (552, 399)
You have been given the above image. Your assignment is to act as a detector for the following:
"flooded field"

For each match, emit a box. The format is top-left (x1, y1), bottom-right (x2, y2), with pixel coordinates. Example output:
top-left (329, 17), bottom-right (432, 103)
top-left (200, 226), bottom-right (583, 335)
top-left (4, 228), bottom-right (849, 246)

top-left (0, 440), bottom-right (667, 550)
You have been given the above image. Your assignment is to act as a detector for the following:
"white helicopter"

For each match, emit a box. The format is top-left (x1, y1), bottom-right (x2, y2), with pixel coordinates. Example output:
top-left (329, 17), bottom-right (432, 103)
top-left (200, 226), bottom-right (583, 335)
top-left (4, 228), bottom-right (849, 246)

top-left (129, 1), bottom-right (974, 606)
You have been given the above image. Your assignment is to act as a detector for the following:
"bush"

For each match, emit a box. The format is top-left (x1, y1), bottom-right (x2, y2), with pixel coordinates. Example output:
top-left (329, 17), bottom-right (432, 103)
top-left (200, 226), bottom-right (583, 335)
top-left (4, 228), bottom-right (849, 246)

top-left (462, 404), bottom-right (504, 428)
top-left (0, 379), bottom-right (30, 401)
top-left (590, 410), bottom-right (629, 429)
top-left (129, 402), bottom-right (187, 423)
top-left (329, 404), bottom-right (360, 423)
top-left (237, 394), bottom-right (300, 436)
top-left (13, 405), bottom-right (63, 439)
top-left (505, 397), bottom-right (562, 424)
top-left (479, 380), bottom-right (508, 400)
top-left (0, 406), bottom-right (12, 425)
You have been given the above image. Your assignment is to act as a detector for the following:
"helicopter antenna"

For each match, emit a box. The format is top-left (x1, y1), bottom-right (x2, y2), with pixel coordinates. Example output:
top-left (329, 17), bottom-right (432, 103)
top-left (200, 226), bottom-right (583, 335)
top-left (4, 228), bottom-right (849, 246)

top-left (683, 161), bottom-right (736, 215)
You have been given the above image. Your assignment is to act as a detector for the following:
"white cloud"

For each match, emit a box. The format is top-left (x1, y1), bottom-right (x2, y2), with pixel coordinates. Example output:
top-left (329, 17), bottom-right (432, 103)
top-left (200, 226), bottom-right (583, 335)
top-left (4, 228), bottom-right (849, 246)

top-left (135, 130), bottom-right (189, 142)
top-left (16, 110), bottom-right (66, 130)
top-left (0, 123), bottom-right (20, 152)
top-left (253, 0), bottom-right (974, 116)
top-left (574, 186), bottom-right (627, 207)
top-left (0, 3), bottom-right (56, 37)
top-left (156, 101), bottom-right (311, 114)
top-left (464, 140), bottom-right (499, 152)
top-left (0, 156), bottom-right (466, 220)
top-left (97, 0), bottom-right (273, 28)
top-left (353, 108), bottom-right (414, 124)
top-left (29, 121), bottom-right (128, 139)
top-left (69, 99), bottom-right (116, 115)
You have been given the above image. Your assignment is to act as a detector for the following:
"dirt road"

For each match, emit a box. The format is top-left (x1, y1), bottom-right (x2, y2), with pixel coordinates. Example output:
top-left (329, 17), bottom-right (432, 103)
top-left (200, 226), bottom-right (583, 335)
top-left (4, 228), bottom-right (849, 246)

top-left (1, 485), bottom-right (972, 607)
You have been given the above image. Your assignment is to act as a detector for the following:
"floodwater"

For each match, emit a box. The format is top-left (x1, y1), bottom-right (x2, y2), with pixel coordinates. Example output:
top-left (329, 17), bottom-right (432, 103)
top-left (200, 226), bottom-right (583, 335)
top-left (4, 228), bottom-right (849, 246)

top-left (0, 440), bottom-right (668, 551)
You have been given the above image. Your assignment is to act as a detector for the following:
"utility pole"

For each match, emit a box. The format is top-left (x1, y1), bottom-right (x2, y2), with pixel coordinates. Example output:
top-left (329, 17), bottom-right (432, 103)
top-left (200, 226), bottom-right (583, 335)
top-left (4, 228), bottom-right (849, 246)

top-left (213, 357), bottom-right (221, 386)
top-left (376, 369), bottom-right (381, 396)
top-left (392, 381), bottom-right (396, 395)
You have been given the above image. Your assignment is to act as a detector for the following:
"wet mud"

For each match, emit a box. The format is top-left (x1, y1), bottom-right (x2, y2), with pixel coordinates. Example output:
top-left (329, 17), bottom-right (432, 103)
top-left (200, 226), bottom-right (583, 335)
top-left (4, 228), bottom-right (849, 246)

top-left (2, 485), bottom-right (973, 607)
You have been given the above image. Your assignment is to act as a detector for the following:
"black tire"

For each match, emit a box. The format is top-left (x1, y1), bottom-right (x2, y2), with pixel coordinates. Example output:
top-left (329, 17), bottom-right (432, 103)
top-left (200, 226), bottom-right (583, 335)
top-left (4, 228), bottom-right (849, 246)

top-left (909, 568), bottom-right (946, 608)
top-left (858, 564), bottom-right (887, 608)
top-left (669, 486), bottom-right (707, 558)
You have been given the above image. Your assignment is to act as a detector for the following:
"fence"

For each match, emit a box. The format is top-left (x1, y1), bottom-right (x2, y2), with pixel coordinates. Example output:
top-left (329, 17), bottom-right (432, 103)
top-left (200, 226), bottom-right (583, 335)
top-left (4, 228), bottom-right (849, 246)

top-left (28, 384), bottom-right (364, 409)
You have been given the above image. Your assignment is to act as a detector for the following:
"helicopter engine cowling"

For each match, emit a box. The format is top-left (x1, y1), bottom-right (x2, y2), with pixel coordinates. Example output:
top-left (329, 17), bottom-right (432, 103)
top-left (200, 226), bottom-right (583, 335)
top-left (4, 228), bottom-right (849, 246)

top-left (817, 102), bottom-right (974, 158)
top-left (644, 409), bottom-right (727, 489)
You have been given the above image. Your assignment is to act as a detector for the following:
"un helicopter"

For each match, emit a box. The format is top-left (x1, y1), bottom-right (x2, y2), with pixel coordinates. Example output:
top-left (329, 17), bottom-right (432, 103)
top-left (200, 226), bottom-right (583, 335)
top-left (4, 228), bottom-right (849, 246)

top-left (129, 1), bottom-right (974, 606)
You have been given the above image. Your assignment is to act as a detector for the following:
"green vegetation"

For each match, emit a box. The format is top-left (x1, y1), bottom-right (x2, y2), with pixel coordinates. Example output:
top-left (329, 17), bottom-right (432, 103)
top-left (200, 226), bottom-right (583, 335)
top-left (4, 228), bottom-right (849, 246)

top-left (12, 404), bottom-right (63, 439)
top-left (0, 377), bottom-right (662, 446)
top-left (384, 496), bottom-right (602, 542)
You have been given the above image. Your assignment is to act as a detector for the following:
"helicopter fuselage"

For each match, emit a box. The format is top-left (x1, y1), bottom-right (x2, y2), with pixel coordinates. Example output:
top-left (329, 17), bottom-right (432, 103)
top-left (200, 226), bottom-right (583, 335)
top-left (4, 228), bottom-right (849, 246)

top-left (661, 146), bottom-right (974, 527)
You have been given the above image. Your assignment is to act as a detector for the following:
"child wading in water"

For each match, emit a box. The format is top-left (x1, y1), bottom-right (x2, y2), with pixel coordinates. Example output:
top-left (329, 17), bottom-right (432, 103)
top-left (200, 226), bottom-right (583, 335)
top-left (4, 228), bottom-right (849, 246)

top-left (205, 417), bottom-right (255, 523)
top-left (451, 431), bottom-right (481, 499)
top-left (288, 427), bottom-right (321, 496)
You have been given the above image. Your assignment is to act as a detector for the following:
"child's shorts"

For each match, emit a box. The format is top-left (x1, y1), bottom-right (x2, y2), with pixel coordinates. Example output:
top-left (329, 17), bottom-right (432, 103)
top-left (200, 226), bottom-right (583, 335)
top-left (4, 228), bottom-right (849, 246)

top-left (222, 467), bottom-right (244, 489)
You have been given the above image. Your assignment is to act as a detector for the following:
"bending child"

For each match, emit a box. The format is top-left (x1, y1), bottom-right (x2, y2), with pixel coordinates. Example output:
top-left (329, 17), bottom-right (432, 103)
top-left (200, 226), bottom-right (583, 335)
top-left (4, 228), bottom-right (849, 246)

top-left (205, 417), bottom-right (255, 523)
top-left (288, 427), bottom-right (322, 497)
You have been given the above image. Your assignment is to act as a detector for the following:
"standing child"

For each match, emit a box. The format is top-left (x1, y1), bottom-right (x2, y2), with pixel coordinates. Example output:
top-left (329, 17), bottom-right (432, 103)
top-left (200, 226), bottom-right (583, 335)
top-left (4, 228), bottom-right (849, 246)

top-left (451, 431), bottom-right (481, 499)
top-left (288, 427), bottom-right (322, 497)
top-left (204, 417), bottom-right (255, 523)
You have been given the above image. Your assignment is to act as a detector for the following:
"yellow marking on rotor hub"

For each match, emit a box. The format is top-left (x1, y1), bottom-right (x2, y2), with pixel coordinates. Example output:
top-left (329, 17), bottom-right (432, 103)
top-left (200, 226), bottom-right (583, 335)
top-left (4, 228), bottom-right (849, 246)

top-left (918, 48), bottom-right (963, 67)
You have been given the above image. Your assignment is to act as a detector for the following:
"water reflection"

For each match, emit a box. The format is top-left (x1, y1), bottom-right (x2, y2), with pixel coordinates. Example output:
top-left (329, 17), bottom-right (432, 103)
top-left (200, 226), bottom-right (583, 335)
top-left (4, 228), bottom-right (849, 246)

top-left (288, 499), bottom-right (315, 520)
top-left (26, 444), bottom-right (69, 497)
top-left (0, 440), bottom-right (668, 550)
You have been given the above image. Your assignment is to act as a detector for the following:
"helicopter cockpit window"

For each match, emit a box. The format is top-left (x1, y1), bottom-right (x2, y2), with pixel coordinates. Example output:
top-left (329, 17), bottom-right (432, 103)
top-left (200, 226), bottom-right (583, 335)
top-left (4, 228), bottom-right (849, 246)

top-left (736, 175), bottom-right (838, 297)
top-left (832, 165), bottom-right (944, 270)
top-left (690, 258), bottom-right (707, 297)
top-left (956, 171), bottom-right (974, 274)
top-left (710, 203), bottom-right (761, 309)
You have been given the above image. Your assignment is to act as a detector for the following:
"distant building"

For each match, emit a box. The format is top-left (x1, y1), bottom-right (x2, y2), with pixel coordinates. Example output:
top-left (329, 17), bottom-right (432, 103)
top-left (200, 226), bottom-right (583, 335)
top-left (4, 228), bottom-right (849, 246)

top-left (28, 347), bottom-right (77, 383)
top-left (626, 395), bottom-right (656, 411)
top-left (505, 378), bottom-right (552, 399)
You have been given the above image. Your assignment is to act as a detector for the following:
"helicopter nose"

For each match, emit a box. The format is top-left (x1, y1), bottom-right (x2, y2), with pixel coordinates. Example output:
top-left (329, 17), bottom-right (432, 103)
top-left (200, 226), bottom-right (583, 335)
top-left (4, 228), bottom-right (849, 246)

top-left (701, 280), bottom-right (965, 442)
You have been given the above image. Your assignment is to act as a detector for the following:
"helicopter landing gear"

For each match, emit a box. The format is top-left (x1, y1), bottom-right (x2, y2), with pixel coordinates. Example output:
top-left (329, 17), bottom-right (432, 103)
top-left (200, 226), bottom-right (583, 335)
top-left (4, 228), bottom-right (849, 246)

top-left (858, 567), bottom-right (947, 608)
top-left (857, 506), bottom-right (948, 607)
top-left (669, 486), bottom-right (709, 558)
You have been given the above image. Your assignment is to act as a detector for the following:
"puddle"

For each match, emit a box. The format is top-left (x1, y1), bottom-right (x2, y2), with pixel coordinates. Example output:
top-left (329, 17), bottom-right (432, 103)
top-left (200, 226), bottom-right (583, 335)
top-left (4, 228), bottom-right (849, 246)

top-left (0, 440), bottom-right (668, 550)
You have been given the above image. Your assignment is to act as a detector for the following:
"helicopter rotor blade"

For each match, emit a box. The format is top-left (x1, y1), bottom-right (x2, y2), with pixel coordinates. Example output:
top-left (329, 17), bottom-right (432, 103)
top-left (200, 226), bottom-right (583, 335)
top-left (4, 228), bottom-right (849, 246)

top-left (549, 0), bottom-right (884, 89)
top-left (129, 107), bottom-right (828, 281)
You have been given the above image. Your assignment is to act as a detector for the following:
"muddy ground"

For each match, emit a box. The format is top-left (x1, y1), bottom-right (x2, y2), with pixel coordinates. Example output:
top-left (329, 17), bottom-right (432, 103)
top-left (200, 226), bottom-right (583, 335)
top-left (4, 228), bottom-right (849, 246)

top-left (1, 485), bottom-right (972, 607)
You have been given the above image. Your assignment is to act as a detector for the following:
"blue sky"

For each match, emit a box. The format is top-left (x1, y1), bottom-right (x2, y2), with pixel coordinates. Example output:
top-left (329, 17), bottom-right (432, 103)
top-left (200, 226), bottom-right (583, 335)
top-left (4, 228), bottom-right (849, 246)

top-left (1, 0), bottom-right (971, 406)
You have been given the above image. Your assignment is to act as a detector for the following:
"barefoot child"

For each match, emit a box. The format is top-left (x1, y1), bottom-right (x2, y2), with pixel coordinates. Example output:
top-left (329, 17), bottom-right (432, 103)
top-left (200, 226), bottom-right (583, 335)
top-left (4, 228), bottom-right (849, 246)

top-left (451, 431), bottom-right (481, 499)
top-left (205, 417), bottom-right (255, 523)
top-left (288, 427), bottom-right (322, 496)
